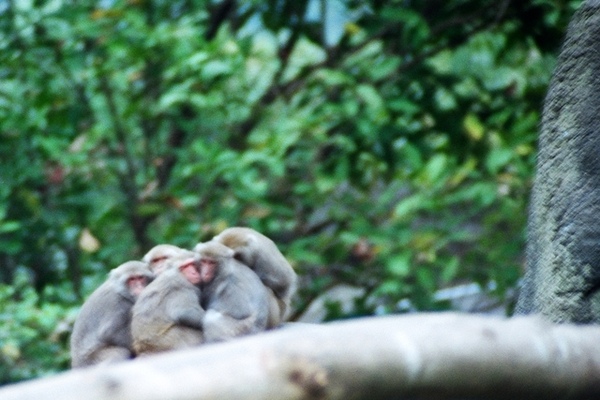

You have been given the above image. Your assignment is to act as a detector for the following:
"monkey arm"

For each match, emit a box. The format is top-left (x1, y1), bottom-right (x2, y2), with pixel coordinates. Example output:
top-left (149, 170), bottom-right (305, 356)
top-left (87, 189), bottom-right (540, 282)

top-left (202, 282), bottom-right (267, 342)
top-left (211, 285), bottom-right (255, 320)
top-left (174, 307), bottom-right (205, 330)
top-left (165, 290), bottom-right (205, 330)
top-left (96, 304), bottom-right (132, 349)
top-left (202, 309), bottom-right (257, 342)
top-left (228, 269), bottom-right (271, 323)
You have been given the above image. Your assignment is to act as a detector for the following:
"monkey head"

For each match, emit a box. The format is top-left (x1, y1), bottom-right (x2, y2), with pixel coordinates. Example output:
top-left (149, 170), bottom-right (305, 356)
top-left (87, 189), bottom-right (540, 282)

top-left (212, 227), bottom-right (264, 266)
top-left (193, 241), bottom-right (235, 283)
top-left (143, 244), bottom-right (193, 275)
top-left (109, 260), bottom-right (154, 301)
top-left (163, 254), bottom-right (202, 286)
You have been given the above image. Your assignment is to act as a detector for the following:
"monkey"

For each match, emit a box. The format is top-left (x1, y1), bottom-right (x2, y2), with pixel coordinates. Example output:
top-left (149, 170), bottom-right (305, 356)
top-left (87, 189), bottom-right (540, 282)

top-left (193, 241), bottom-right (270, 342)
top-left (70, 261), bottom-right (154, 368)
top-left (212, 227), bottom-right (297, 324)
top-left (131, 254), bottom-right (205, 355)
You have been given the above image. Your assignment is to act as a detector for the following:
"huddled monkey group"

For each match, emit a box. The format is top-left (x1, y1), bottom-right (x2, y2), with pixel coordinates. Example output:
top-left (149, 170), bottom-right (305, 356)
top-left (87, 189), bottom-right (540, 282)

top-left (69, 227), bottom-right (297, 368)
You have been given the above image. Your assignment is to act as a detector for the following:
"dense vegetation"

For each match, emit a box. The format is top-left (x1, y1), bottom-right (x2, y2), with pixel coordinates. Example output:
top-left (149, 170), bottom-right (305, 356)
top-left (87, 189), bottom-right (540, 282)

top-left (0, 0), bottom-right (582, 384)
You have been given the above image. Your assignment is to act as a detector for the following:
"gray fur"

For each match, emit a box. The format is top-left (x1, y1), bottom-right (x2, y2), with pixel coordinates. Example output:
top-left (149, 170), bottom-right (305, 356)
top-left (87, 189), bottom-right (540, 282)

top-left (70, 261), bottom-right (153, 368)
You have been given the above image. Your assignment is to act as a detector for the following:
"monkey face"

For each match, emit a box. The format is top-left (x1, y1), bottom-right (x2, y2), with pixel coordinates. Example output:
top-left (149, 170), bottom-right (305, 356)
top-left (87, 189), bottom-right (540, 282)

top-left (199, 258), bottom-right (217, 283)
top-left (179, 260), bottom-right (202, 285)
top-left (143, 244), bottom-right (190, 275)
top-left (150, 256), bottom-right (170, 274)
top-left (127, 275), bottom-right (151, 297)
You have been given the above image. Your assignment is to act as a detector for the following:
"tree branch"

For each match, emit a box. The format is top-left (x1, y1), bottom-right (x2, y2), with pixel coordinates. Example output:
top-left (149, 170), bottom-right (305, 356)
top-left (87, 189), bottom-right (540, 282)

top-left (2, 314), bottom-right (600, 399)
top-left (98, 75), bottom-right (152, 250)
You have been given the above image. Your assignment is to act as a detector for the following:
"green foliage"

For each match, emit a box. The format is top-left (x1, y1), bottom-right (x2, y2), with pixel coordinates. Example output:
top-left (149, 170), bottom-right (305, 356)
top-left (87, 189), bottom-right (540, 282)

top-left (0, 270), bottom-right (75, 384)
top-left (0, 0), bottom-right (584, 383)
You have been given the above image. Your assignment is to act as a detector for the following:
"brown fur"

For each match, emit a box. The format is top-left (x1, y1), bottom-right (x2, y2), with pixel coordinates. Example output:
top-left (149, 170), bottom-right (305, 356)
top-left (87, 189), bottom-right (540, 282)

top-left (132, 257), bottom-right (205, 355)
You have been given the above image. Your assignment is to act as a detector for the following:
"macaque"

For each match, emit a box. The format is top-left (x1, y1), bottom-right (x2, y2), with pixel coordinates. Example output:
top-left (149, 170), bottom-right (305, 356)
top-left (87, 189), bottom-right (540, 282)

top-left (212, 227), bottom-right (297, 323)
top-left (142, 244), bottom-right (192, 274)
top-left (131, 255), bottom-right (205, 355)
top-left (70, 261), bottom-right (154, 368)
top-left (193, 241), bottom-right (270, 342)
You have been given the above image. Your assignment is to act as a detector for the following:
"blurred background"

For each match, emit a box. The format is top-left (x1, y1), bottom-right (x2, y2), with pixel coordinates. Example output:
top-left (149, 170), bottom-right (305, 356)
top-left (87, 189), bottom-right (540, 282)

top-left (0, 0), bottom-right (582, 383)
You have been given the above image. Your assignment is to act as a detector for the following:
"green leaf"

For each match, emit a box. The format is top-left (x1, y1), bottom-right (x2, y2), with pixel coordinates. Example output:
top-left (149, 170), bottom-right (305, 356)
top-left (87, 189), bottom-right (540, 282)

top-left (201, 60), bottom-right (232, 80)
top-left (427, 50), bottom-right (453, 74)
top-left (281, 37), bottom-right (327, 83)
top-left (485, 148), bottom-right (513, 174)
top-left (316, 69), bottom-right (353, 86)
top-left (416, 267), bottom-right (436, 292)
top-left (388, 99), bottom-right (420, 115)
top-left (386, 252), bottom-right (412, 277)
top-left (374, 280), bottom-right (403, 296)
top-left (0, 221), bottom-right (21, 234)
top-left (394, 194), bottom-right (428, 220)
top-left (445, 182), bottom-right (498, 207)
top-left (441, 256), bottom-right (460, 283)
top-left (356, 84), bottom-right (385, 114)
top-left (463, 114), bottom-right (485, 141)
top-left (434, 87), bottom-right (457, 111)
top-left (422, 153), bottom-right (448, 184)
top-left (482, 66), bottom-right (519, 91)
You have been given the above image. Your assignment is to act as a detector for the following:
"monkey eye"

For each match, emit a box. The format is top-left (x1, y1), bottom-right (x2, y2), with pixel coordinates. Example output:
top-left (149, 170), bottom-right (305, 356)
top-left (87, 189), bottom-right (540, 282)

top-left (199, 259), bottom-right (215, 270)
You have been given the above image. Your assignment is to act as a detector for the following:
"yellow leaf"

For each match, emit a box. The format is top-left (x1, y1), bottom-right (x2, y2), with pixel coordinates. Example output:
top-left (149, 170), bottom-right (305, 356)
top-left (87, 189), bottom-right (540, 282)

top-left (345, 22), bottom-right (361, 35)
top-left (516, 144), bottom-right (533, 156)
top-left (449, 157), bottom-right (477, 187)
top-left (213, 220), bottom-right (230, 234)
top-left (463, 114), bottom-right (485, 141)
top-left (243, 206), bottom-right (271, 219)
top-left (2, 343), bottom-right (20, 361)
top-left (79, 228), bottom-right (100, 253)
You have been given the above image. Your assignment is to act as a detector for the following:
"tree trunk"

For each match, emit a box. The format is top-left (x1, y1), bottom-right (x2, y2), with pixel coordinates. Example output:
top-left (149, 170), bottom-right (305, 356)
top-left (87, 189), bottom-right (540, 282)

top-left (1, 314), bottom-right (600, 399)
top-left (515, 0), bottom-right (600, 323)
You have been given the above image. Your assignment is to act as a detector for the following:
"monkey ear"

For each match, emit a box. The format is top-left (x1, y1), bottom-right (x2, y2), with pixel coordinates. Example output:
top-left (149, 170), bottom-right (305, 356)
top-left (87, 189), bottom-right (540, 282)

top-left (108, 267), bottom-right (120, 280)
top-left (246, 233), bottom-right (258, 245)
top-left (225, 247), bottom-right (235, 258)
top-left (193, 242), bottom-right (204, 252)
